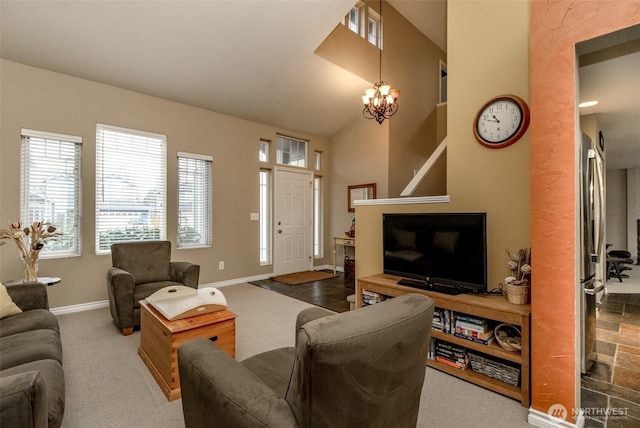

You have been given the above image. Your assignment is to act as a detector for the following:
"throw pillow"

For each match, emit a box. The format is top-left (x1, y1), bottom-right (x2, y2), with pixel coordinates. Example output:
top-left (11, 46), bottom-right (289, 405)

top-left (0, 283), bottom-right (23, 319)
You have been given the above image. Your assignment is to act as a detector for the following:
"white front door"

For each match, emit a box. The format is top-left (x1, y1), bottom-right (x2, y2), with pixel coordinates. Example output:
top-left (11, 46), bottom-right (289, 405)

top-left (274, 168), bottom-right (313, 275)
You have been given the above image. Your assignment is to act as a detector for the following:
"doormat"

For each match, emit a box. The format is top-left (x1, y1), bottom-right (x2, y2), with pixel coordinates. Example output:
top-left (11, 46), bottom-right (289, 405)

top-left (271, 271), bottom-right (338, 285)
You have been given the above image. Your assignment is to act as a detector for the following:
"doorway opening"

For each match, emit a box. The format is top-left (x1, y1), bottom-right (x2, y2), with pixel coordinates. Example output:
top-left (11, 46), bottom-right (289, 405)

top-left (577, 24), bottom-right (640, 427)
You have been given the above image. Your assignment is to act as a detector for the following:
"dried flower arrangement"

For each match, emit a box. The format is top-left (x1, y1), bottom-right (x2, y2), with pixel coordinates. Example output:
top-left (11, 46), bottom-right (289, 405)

top-left (505, 247), bottom-right (531, 286)
top-left (0, 222), bottom-right (63, 282)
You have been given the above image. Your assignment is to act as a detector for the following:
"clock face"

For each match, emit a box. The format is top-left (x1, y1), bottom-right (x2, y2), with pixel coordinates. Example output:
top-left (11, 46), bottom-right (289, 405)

top-left (476, 99), bottom-right (522, 143)
top-left (473, 95), bottom-right (530, 149)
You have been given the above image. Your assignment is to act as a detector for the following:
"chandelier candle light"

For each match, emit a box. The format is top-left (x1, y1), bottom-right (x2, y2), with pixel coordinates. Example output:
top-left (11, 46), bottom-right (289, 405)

top-left (361, 0), bottom-right (399, 124)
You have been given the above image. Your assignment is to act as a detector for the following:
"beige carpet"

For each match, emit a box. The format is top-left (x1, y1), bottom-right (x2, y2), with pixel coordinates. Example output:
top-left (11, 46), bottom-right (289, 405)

top-left (56, 283), bottom-right (532, 428)
top-left (271, 270), bottom-right (337, 285)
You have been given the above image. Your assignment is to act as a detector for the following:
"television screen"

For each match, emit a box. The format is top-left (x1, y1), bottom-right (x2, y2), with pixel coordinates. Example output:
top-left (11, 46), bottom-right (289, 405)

top-left (382, 213), bottom-right (487, 293)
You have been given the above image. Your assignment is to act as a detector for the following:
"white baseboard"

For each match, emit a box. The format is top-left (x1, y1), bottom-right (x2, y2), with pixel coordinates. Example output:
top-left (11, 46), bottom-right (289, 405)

top-left (200, 273), bottom-right (273, 288)
top-left (51, 300), bottom-right (110, 316)
top-left (50, 274), bottom-right (277, 315)
top-left (528, 408), bottom-right (584, 428)
top-left (314, 264), bottom-right (338, 272)
top-left (49, 269), bottom-right (339, 315)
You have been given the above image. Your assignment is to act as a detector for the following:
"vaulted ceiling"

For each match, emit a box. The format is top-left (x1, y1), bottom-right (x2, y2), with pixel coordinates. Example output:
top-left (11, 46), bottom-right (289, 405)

top-left (0, 1), bottom-right (445, 139)
top-left (1, 1), bottom-right (636, 171)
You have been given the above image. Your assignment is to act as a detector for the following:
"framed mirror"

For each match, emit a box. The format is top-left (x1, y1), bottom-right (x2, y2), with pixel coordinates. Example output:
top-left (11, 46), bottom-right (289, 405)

top-left (348, 183), bottom-right (376, 212)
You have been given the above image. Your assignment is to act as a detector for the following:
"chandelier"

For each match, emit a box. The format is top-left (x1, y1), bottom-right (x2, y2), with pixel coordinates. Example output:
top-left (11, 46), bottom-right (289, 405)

top-left (361, 0), bottom-right (399, 124)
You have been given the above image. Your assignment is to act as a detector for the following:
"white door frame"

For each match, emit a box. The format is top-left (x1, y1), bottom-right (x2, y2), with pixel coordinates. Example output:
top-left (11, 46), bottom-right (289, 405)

top-left (273, 166), bottom-right (314, 275)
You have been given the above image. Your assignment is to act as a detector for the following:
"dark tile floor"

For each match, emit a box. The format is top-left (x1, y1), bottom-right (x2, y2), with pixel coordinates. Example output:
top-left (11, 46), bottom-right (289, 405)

top-left (250, 270), bottom-right (354, 313)
top-left (582, 292), bottom-right (640, 427)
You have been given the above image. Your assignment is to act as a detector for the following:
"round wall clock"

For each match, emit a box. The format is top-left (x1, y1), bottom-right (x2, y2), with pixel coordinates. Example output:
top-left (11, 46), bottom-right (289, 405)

top-left (473, 95), bottom-right (530, 149)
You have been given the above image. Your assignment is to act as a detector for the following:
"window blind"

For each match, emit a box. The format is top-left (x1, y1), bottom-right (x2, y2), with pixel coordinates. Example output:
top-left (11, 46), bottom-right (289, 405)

top-left (95, 124), bottom-right (166, 253)
top-left (20, 129), bottom-right (82, 257)
top-left (177, 152), bottom-right (212, 248)
top-left (276, 135), bottom-right (307, 167)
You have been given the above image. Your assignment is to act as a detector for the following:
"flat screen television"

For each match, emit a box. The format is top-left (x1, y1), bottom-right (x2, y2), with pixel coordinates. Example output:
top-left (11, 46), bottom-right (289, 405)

top-left (382, 213), bottom-right (487, 294)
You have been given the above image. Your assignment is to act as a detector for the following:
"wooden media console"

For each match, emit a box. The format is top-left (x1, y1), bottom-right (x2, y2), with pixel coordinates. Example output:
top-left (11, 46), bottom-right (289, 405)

top-left (357, 274), bottom-right (531, 406)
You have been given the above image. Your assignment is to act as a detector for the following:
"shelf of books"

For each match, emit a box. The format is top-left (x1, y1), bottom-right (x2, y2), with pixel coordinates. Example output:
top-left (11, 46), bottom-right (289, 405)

top-left (428, 309), bottom-right (524, 401)
top-left (356, 274), bottom-right (531, 407)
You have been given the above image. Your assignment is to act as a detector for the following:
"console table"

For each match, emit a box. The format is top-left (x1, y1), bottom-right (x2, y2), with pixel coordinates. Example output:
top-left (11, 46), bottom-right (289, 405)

top-left (357, 273), bottom-right (531, 406)
top-left (332, 236), bottom-right (355, 274)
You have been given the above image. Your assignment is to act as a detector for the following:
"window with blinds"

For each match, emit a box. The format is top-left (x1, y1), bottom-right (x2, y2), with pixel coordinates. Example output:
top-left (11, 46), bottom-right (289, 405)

top-left (95, 124), bottom-right (166, 254)
top-left (177, 152), bottom-right (212, 248)
top-left (276, 135), bottom-right (307, 168)
top-left (20, 129), bottom-right (82, 258)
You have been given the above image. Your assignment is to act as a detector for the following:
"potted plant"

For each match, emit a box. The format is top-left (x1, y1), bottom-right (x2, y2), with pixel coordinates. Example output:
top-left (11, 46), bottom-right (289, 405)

top-left (503, 248), bottom-right (531, 304)
top-left (0, 222), bottom-right (62, 282)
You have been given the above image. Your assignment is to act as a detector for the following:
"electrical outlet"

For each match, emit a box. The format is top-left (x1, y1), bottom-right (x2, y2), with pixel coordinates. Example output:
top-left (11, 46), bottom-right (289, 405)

top-left (219, 261), bottom-right (224, 270)
top-left (250, 212), bottom-right (259, 221)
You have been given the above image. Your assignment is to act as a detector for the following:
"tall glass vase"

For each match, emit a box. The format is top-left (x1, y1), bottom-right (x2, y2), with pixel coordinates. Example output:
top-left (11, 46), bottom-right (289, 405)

top-left (23, 258), bottom-right (39, 282)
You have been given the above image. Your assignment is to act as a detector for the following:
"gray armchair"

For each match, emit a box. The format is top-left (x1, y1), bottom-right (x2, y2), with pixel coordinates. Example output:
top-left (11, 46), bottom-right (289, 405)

top-left (106, 240), bottom-right (199, 335)
top-left (178, 293), bottom-right (434, 428)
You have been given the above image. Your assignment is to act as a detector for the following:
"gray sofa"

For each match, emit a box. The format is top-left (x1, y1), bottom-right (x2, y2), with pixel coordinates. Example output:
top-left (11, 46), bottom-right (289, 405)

top-left (0, 282), bottom-right (64, 428)
top-left (178, 293), bottom-right (434, 428)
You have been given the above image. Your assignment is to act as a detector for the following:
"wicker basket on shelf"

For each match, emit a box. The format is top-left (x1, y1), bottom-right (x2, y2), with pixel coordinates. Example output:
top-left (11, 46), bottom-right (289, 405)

top-left (494, 323), bottom-right (522, 352)
top-left (501, 281), bottom-right (529, 305)
top-left (468, 352), bottom-right (520, 386)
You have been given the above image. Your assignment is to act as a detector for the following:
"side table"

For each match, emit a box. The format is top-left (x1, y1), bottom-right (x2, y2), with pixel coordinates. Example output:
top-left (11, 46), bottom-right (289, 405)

top-left (3, 277), bottom-right (61, 286)
top-left (332, 236), bottom-right (355, 274)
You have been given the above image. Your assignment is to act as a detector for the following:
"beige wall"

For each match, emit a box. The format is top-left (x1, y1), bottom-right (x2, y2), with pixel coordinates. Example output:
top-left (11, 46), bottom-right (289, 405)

top-left (328, 117), bottom-right (389, 244)
top-left (414, 103), bottom-right (447, 196)
top-left (384, 1), bottom-right (447, 198)
top-left (0, 59), bottom-right (330, 308)
top-left (355, 1), bottom-right (531, 291)
top-left (325, 0), bottom-right (447, 265)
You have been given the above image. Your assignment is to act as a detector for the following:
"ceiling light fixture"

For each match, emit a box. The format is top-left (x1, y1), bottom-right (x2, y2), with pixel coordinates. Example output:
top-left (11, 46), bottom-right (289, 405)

top-left (361, 0), bottom-right (399, 124)
top-left (579, 100), bottom-right (599, 108)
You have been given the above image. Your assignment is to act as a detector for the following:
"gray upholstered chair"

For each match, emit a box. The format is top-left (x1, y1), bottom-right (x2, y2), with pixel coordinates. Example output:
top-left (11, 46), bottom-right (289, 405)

top-left (178, 293), bottom-right (434, 428)
top-left (106, 240), bottom-right (199, 335)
